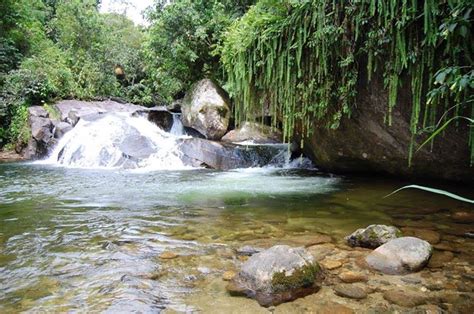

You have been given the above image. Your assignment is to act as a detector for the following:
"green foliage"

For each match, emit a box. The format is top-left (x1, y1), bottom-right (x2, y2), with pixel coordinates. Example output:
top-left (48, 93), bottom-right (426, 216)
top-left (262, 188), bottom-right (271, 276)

top-left (385, 185), bottom-right (474, 204)
top-left (145, 0), bottom-right (255, 100)
top-left (221, 0), bottom-right (473, 165)
top-left (6, 103), bottom-right (30, 149)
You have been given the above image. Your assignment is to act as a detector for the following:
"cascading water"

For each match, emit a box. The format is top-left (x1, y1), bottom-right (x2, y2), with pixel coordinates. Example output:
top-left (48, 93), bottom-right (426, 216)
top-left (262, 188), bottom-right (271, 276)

top-left (44, 113), bottom-right (190, 170)
top-left (41, 111), bottom-right (314, 170)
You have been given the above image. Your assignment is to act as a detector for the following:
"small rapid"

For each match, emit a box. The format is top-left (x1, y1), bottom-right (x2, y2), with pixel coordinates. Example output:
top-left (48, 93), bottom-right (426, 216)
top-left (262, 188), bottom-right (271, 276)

top-left (40, 112), bottom-right (314, 171)
top-left (43, 113), bottom-right (190, 170)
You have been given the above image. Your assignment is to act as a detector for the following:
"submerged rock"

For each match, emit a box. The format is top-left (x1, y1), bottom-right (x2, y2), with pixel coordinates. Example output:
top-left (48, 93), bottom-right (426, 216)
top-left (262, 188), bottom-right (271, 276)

top-left (345, 224), bottom-right (401, 248)
top-left (221, 122), bottom-right (282, 144)
top-left (227, 245), bottom-right (322, 307)
top-left (365, 237), bottom-right (432, 275)
top-left (236, 245), bottom-right (264, 256)
top-left (333, 284), bottom-right (368, 300)
top-left (181, 79), bottom-right (231, 140)
top-left (383, 289), bottom-right (427, 307)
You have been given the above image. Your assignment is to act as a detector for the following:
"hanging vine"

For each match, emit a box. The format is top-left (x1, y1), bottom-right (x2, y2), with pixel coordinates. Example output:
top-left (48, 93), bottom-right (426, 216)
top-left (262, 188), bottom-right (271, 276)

top-left (221, 0), bottom-right (473, 165)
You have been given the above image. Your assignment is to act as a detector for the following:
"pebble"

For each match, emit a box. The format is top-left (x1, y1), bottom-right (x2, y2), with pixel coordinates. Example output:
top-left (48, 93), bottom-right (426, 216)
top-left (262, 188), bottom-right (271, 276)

top-left (338, 271), bottom-right (368, 283)
top-left (401, 227), bottom-right (441, 244)
top-left (401, 276), bottom-right (422, 284)
top-left (316, 303), bottom-right (354, 314)
top-left (383, 289), bottom-right (426, 307)
top-left (333, 284), bottom-right (368, 300)
top-left (222, 270), bottom-right (236, 281)
top-left (428, 251), bottom-right (454, 268)
top-left (159, 251), bottom-right (178, 259)
top-left (320, 259), bottom-right (343, 270)
top-left (451, 211), bottom-right (474, 224)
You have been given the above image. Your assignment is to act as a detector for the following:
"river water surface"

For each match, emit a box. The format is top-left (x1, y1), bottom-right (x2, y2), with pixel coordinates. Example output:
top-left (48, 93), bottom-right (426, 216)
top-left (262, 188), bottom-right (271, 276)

top-left (1, 161), bottom-right (473, 312)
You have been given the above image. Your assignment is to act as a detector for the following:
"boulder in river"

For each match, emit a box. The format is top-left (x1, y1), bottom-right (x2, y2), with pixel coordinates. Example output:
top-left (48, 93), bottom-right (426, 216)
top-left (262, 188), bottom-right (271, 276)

top-left (181, 79), bottom-right (231, 140)
top-left (221, 122), bottom-right (282, 144)
top-left (345, 224), bottom-right (401, 248)
top-left (25, 107), bottom-right (56, 158)
top-left (365, 236), bottom-right (432, 275)
top-left (177, 138), bottom-right (285, 170)
top-left (227, 245), bottom-right (323, 307)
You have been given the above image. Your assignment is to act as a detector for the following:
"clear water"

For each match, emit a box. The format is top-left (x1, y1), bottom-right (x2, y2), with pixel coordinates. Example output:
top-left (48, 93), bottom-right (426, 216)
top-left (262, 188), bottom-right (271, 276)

top-left (1, 162), bottom-right (472, 312)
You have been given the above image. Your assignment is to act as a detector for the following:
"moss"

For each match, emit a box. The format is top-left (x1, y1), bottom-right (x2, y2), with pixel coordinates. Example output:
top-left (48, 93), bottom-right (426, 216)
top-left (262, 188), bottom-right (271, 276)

top-left (271, 263), bottom-right (320, 293)
top-left (395, 230), bottom-right (403, 238)
top-left (43, 103), bottom-right (60, 120)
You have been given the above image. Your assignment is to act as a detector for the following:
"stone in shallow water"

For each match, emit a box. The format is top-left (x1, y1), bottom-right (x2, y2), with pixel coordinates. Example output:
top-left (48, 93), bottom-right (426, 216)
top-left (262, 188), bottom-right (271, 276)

top-left (227, 245), bottom-right (322, 307)
top-left (320, 259), bottom-right (343, 270)
top-left (333, 284), bottom-right (367, 300)
top-left (365, 237), bottom-right (432, 275)
top-left (235, 245), bottom-right (264, 256)
top-left (159, 251), bottom-right (178, 259)
top-left (401, 227), bottom-right (441, 244)
top-left (316, 303), bottom-right (354, 314)
top-left (428, 251), bottom-right (454, 268)
top-left (345, 224), bottom-right (401, 249)
top-left (383, 289), bottom-right (427, 307)
top-left (338, 271), bottom-right (368, 283)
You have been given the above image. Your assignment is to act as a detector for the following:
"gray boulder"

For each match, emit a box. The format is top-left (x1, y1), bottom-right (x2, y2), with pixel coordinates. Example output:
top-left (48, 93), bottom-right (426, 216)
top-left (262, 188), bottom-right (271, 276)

top-left (181, 79), bottom-right (231, 140)
top-left (365, 236), bottom-right (432, 275)
top-left (177, 138), bottom-right (284, 170)
top-left (345, 224), bottom-right (402, 248)
top-left (53, 122), bottom-right (73, 139)
top-left (227, 245), bottom-right (322, 307)
top-left (221, 122), bottom-right (282, 144)
top-left (25, 111), bottom-right (56, 158)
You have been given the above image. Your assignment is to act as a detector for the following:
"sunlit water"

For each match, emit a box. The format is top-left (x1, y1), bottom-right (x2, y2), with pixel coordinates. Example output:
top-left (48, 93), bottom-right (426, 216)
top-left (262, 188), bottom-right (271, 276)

top-left (1, 162), bottom-right (472, 312)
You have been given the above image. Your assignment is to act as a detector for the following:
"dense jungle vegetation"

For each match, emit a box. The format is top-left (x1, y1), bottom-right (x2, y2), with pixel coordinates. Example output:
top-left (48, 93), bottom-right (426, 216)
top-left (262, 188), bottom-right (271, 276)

top-left (0, 0), bottom-right (472, 164)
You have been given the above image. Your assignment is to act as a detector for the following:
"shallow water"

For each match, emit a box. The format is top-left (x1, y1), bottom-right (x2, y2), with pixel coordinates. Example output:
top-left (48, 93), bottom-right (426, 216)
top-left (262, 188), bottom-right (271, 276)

top-left (0, 162), bottom-right (472, 312)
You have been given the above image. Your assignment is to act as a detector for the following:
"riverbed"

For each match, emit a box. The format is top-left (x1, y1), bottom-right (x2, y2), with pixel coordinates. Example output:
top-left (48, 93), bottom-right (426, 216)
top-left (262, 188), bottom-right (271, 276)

top-left (0, 162), bottom-right (473, 312)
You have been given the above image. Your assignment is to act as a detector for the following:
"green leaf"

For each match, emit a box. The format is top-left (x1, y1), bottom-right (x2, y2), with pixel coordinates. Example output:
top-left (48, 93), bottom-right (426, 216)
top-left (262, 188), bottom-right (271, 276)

top-left (384, 185), bottom-right (474, 204)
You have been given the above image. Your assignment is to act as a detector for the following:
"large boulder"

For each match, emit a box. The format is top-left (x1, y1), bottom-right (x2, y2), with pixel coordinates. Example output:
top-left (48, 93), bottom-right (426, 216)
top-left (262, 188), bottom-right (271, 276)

top-left (227, 245), bottom-right (322, 306)
top-left (24, 107), bottom-right (56, 158)
top-left (176, 138), bottom-right (286, 170)
top-left (345, 224), bottom-right (402, 248)
top-left (365, 236), bottom-right (432, 275)
top-left (221, 122), bottom-right (282, 144)
top-left (300, 76), bottom-right (472, 182)
top-left (181, 79), bottom-right (231, 140)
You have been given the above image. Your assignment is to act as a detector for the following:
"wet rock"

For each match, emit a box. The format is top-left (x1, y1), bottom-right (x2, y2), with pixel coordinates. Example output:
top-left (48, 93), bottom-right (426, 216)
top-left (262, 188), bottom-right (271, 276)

top-left (451, 211), bottom-right (474, 224)
top-left (160, 251), bottom-right (178, 259)
top-left (383, 289), bottom-right (427, 307)
top-left (227, 245), bottom-right (322, 307)
top-left (25, 113), bottom-right (55, 158)
top-left (333, 284), bottom-right (367, 300)
top-left (28, 106), bottom-right (49, 118)
top-left (428, 251), bottom-right (454, 268)
top-left (167, 99), bottom-right (182, 113)
top-left (366, 237), bottom-right (432, 275)
top-left (53, 121), bottom-right (73, 139)
top-left (316, 303), bottom-right (354, 314)
top-left (222, 271), bottom-right (236, 281)
top-left (320, 260), bottom-right (343, 270)
top-left (181, 79), bottom-right (231, 140)
top-left (177, 138), bottom-right (285, 170)
top-left (139, 108), bottom-right (174, 132)
top-left (338, 271), bottom-right (368, 283)
top-left (236, 245), bottom-right (264, 256)
top-left (401, 227), bottom-right (441, 244)
top-left (345, 224), bottom-right (401, 248)
top-left (401, 276), bottom-right (422, 284)
top-left (221, 122), bottom-right (282, 144)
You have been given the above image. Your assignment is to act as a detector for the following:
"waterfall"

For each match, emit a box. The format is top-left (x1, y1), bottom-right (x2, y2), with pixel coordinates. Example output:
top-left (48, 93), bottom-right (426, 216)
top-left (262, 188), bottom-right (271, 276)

top-left (44, 113), bottom-right (189, 170)
top-left (169, 114), bottom-right (185, 136)
top-left (40, 111), bottom-right (314, 171)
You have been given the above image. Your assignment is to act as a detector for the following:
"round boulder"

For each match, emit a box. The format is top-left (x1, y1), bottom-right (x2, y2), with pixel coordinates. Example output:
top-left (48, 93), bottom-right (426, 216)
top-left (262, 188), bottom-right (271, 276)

top-left (181, 79), bottom-right (231, 140)
top-left (345, 224), bottom-right (402, 248)
top-left (365, 237), bottom-right (432, 275)
top-left (227, 245), bottom-right (322, 306)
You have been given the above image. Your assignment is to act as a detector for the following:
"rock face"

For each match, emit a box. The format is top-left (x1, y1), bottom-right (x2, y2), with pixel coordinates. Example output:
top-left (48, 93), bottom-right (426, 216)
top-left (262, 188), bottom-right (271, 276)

top-left (181, 79), bottom-right (231, 140)
top-left (25, 107), bottom-right (56, 158)
top-left (221, 122), bottom-right (282, 144)
top-left (177, 138), bottom-right (286, 170)
top-left (301, 76), bottom-right (472, 182)
top-left (345, 225), bottom-right (401, 248)
top-left (227, 245), bottom-right (322, 306)
top-left (365, 237), bottom-right (432, 275)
